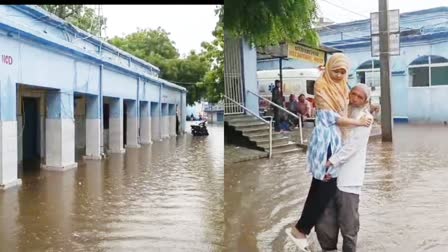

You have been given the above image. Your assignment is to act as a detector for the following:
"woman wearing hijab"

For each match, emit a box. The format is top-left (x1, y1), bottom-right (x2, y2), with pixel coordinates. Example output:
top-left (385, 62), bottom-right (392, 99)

top-left (286, 53), bottom-right (372, 252)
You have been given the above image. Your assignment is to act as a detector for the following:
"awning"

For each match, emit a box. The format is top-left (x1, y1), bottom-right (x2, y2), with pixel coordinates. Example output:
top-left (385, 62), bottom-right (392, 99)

top-left (257, 42), bottom-right (342, 65)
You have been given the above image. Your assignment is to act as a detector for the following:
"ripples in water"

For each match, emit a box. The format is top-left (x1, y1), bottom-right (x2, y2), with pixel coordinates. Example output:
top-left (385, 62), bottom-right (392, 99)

top-left (0, 123), bottom-right (223, 252)
top-left (225, 124), bottom-right (448, 251)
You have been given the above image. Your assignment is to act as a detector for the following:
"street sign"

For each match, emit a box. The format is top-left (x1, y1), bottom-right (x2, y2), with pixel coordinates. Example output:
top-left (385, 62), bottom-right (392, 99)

top-left (370, 9), bottom-right (400, 57)
top-left (371, 33), bottom-right (400, 56)
top-left (370, 9), bottom-right (400, 34)
top-left (287, 43), bottom-right (326, 65)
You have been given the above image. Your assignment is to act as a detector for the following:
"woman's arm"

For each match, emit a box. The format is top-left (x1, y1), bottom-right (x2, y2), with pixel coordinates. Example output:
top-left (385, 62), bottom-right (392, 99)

top-left (336, 116), bottom-right (372, 127)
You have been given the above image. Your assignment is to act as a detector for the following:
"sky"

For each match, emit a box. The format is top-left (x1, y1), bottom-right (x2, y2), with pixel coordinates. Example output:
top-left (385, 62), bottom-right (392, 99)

top-left (316, 0), bottom-right (448, 23)
top-left (93, 5), bottom-right (220, 58)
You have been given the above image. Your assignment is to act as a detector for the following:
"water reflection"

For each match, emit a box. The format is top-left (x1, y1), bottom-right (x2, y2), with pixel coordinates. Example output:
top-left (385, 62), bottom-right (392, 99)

top-left (0, 123), bottom-right (223, 251)
top-left (224, 124), bottom-right (448, 251)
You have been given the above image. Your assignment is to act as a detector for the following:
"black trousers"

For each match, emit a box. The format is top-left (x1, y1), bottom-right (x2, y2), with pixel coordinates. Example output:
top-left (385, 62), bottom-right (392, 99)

top-left (296, 145), bottom-right (337, 235)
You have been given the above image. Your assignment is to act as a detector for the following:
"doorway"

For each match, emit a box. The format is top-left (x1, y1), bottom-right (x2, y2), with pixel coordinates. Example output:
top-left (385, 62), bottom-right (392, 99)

top-left (22, 97), bottom-right (40, 162)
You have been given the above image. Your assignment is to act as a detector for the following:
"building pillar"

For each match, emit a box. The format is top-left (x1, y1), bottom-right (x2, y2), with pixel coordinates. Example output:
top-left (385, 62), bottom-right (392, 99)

top-left (161, 103), bottom-right (169, 138)
top-left (42, 91), bottom-right (77, 171)
top-left (0, 78), bottom-right (20, 189)
top-left (169, 104), bottom-right (176, 137)
top-left (180, 93), bottom-right (186, 135)
top-left (125, 100), bottom-right (140, 148)
top-left (84, 95), bottom-right (102, 160)
top-left (109, 98), bottom-right (125, 153)
top-left (139, 101), bottom-right (152, 144)
top-left (151, 102), bottom-right (160, 141)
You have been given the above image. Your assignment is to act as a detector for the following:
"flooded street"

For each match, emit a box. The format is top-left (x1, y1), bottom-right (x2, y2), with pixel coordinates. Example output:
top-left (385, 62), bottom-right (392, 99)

top-left (0, 122), bottom-right (223, 252)
top-left (225, 124), bottom-right (448, 252)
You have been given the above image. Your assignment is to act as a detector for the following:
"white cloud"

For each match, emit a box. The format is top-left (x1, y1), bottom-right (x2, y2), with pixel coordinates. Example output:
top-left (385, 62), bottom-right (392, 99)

top-left (93, 5), bottom-right (219, 58)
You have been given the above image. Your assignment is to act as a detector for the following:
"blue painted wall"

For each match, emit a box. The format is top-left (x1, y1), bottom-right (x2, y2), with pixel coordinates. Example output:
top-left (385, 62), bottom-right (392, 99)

top-left (242, 40), bottom-right (259, 115)
top-left (47, 91), bottom-right (74, 119)
top-left (86, 94), bottom-right (100, 119)
top-left (150, 102), bottom-right (159, 117)
top-left (0, 5), bottom-right (188, 125)
top-left (161, 103), bottom-right (168, 116)
top-left (140, 101), bottom-right (150, 118)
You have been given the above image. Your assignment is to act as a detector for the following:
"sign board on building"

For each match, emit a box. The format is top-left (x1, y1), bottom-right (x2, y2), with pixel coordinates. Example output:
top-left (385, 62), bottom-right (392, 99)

top-left (370, 9), bottom-right (400, 35)
top-left (370, 9), bottom-right (400, 57)
top-left (287, 43), bottom-right (326, 65)
top-left (371, 33), bottom-right (400, 56)
top-left (257, 43), bottom-right (327, 65)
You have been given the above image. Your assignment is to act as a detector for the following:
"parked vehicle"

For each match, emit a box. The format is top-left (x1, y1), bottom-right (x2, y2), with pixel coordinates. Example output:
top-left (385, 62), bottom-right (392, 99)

top-left (257, 68), bottom-right (321, 113)
top-left (191, 121), bottom-right (209, 136)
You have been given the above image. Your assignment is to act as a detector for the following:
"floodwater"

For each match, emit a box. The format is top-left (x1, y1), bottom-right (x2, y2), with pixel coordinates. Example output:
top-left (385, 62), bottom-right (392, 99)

top-left (225, 124), bottom-right (448, 252)
top-left (0, 122), bottom-right (223, 252)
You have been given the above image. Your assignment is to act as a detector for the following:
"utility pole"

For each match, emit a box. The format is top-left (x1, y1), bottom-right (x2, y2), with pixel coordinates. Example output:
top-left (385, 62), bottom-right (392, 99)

top-left (378, 0), bottom-right (393, 142)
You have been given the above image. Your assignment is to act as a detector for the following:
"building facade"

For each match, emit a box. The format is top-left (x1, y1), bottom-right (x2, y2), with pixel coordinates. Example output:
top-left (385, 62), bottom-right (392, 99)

top-left (258, 7), bottom-right (448, 123)
top-left (0, 5), bottom-right (187, 189)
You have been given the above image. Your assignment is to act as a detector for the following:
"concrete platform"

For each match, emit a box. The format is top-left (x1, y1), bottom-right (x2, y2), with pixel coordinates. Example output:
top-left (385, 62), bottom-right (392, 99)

top-left (225, 144), bottom-right (268, 164)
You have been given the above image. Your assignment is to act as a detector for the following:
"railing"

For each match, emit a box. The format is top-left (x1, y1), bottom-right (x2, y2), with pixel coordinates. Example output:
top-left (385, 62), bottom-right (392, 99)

top-left (247, 90), bottom-right (303, 145)
top-left (224, 36), bottom-right (244, 114)
top-left (224, 95), bottom-right (273, 159)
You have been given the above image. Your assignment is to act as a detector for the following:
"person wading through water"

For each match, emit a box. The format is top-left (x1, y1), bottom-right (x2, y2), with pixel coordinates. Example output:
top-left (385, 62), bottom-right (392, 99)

top-left (285, 53), bottom-right (372, 252)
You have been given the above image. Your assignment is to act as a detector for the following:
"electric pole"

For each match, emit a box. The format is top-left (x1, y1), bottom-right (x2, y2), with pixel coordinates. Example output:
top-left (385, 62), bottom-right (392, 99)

top-left (379, 0), bottom-right (393, 142)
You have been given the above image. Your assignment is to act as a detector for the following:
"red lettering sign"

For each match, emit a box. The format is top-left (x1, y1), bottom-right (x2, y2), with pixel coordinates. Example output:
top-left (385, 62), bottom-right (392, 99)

top-left (2, 55), bottom-right (13, 65)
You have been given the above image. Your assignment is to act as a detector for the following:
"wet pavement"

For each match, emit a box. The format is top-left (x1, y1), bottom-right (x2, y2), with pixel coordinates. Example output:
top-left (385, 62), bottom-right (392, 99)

top-left (0, 122), bottom-right (223, 252)
top-left (224, 124), bottom-right (448, 251)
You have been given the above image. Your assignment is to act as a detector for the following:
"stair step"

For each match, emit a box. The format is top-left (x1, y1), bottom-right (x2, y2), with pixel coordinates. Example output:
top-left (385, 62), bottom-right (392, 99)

top-left (272, 146), bottom-right (303, 155)
top-left (257, 138), bottom-right (290, 147)
top-left (224, 116), bottom-right (260, 123)
top-left (236, 125), bottom-right (270, 132)
top-left (247, 134), bottom-right (286, 142)
top-left (232, 121), bottom-right (267, 128)
top-left (224, 114), bottom-right (250, 120)
top-left (243, 131), bottom-right (282, 138)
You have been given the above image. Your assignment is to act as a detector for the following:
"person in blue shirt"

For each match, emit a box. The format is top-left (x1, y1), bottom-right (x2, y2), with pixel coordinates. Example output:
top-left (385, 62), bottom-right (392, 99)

top-left (286, 53), bottom-right (372, 252)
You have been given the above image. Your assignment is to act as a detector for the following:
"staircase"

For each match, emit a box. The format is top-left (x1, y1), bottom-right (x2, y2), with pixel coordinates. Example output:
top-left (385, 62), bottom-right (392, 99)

top-left (225, 113), bottom-right (303, 156)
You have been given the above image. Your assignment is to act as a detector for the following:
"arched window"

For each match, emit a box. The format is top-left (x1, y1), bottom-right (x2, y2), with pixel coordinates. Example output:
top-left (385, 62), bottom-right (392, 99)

top-left (356, 59), bottom-right (380, 89)
top-left (409, 55), bottom-right (448, 87)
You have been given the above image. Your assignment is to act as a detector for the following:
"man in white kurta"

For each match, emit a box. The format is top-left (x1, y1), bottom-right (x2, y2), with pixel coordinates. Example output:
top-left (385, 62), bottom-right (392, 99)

top-left (315, 84), bottom-right (373, 252)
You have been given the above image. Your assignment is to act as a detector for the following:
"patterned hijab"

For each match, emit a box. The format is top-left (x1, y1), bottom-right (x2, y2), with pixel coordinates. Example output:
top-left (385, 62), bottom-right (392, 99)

top-left (314, 53), bottom-right (350, 116)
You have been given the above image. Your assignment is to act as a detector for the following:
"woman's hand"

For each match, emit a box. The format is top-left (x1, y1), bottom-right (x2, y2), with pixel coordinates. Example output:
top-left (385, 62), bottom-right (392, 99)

top-left (357, 117), bottom-right (373, 127)
top-left (323, 173), bottom-right (333, 182)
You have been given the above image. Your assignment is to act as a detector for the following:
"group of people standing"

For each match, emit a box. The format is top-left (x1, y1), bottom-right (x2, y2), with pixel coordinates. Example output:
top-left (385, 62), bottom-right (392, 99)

top-left (282, 53), bottom-right (374, 252)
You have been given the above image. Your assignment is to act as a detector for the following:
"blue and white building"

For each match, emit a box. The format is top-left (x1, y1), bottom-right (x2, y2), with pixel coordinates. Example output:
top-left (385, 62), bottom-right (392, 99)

top-left (258, 7), bottom-right (448, 124)
top-left (0, 5), bottom-right (187, 189)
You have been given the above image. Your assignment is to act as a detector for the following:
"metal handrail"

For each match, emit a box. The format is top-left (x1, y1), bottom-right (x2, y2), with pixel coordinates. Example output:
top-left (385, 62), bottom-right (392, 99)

top-left (224, 95), bottom-right (273, 159)
top-left (247, 90), bottom-right (303, 145)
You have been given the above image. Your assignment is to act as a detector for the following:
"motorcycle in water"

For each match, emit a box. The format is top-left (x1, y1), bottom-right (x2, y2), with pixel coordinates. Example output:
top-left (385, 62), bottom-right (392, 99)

top-left (191, 121), bottom-right (209, 136)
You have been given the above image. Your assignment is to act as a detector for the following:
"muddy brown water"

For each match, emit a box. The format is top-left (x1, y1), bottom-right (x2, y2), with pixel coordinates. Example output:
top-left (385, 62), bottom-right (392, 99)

top-left (225, 124), bottom-right (448, 252)
top-left (0, 122), bottom-right (223, 252)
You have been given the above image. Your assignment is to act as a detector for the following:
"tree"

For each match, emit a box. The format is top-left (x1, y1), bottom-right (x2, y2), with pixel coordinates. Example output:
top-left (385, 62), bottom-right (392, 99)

top-left (39, 5), bottom-right (107, 37)
top-left (200, 6), bottom-right (224, 103)
top-left (108, 28), bottom-right (208, 105)
top-left (108, 27), bottom-right (179, 63)
top-left (223, 0), bottom-right (319, 48)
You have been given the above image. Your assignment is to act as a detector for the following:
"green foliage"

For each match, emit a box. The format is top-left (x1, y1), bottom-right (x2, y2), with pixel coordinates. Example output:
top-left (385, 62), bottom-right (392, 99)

top-left (108, 27), bottom-right (179, 61)
top-left (39, 5), bottom-right (107, 37)
top-left (223, 0), bottom-right (319, 48)
top-left (108, 8), bottom-right (223, 106)
top-left (40, 4), bottom-right (223, 105)
top-left (200, 6), bottom-right (224, 103)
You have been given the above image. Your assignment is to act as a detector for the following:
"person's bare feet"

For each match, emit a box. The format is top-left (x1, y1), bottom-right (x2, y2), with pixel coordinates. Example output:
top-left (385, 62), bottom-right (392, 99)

top-left (291, 226), bottom-right (306, 239)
